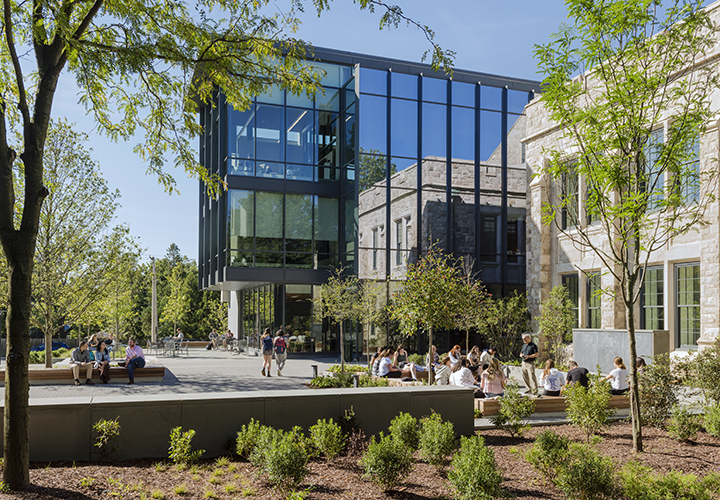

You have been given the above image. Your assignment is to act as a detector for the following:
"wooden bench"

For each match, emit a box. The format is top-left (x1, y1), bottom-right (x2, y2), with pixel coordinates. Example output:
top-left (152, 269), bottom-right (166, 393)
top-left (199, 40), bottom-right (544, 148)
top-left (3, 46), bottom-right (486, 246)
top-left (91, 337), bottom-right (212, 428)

top-left (0, 366), bottom-right (166, 385)
top-left (475, 394), bottom-right (631, 416)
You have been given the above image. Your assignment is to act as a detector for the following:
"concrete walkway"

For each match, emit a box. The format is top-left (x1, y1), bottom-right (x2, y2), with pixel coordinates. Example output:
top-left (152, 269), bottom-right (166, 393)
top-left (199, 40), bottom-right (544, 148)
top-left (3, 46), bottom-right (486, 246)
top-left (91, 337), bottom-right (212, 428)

top-left (0, 350), bottom-right (349, 401)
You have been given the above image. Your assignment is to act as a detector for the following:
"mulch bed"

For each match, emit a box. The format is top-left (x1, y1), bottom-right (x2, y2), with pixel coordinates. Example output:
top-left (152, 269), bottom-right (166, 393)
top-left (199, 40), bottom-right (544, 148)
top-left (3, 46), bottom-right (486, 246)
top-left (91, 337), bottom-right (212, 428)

top-left (3, 422), bottom-right (719, 500)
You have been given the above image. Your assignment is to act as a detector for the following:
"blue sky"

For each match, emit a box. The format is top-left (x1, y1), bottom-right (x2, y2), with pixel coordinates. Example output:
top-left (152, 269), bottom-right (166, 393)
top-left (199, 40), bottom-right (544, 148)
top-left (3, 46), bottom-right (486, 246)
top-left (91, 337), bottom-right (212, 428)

top-left (52, 0), bottom-right (571, 261)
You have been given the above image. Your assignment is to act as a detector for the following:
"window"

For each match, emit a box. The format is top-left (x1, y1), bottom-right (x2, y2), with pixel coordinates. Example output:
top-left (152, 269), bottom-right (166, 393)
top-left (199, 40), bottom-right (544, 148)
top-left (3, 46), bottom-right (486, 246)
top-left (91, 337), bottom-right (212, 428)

top-left (480, 214), bottom-right (498, 262)
top-left (562, 274), bottom-right (579, 329)
top-left (372, 228), bottom-right (378, 270)
top-left (561, 161), bottom-right (578, 229)
top-left (640, 266), bottom-right (664, 330)
top-left (587, 273), bottom-right (601, 329)
top-left (645, 128), bottom-right (664, 211)
top-left (680, 138), bottom-right (700, 205)
top-left (395, 220), bottom-right (403, 266)
top-left (676, 263), bottom-right (700, 346)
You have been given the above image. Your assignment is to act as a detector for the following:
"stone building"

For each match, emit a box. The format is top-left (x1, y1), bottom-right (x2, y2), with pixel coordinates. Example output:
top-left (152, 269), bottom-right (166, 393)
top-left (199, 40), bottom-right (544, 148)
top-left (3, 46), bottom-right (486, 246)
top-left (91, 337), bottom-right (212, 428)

top-left (523, 1), bottom-right (720, 357)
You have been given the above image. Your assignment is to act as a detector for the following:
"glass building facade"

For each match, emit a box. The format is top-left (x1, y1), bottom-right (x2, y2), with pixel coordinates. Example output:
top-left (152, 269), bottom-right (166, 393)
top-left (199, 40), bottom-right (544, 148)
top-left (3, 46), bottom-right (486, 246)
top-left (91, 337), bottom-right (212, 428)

top-left (198, 48), bottom-right (539, 356)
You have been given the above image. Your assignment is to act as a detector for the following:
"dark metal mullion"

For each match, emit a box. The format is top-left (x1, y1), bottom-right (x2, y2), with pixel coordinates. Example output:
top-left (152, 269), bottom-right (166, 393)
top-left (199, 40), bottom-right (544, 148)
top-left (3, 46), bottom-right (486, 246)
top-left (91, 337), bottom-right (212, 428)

top-left (219, 91), bottom-right (228, 282)
top-left (445, 81), bottom-right (452, 253)
top-left (500, 87), bottom-right (508, 295)
top-left (385, 70), bottom-right (392, 280)
top-left (474, 83), bottom-right (481, 267)
top-left (417, 76), bottom-right (423, 258)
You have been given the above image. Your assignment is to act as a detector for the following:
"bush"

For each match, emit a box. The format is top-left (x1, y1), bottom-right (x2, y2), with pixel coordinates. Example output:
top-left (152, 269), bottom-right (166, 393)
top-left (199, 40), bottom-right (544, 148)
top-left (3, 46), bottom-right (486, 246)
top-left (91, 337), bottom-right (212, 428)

top-left (29, 348), bottom-right (69, 364)
top-left (310, 418), bottom-right (345, 461)
top-left (489, 382), bottom-right (535, 438)
top-left (236, 419), bottom-right (264, 459)
top-left (555, 443), bottom-right (617, 500)
top-left (168, 427), bottom-right (205, 465)
top-left (667, 405), bottom-right (701, 442)
top-left (678, 337), bottom-right (720, 403)
top-left (525, 429), bottom-right (570, 482)
top-left (620, 461), bottom-right (720, 500)
top-left (359, 374), bottom-right (389, 387)
top-left (92, 417), bottom-right (121, 461)
top-left (638, 353), bottom-right (679, 428)
top-left (249, 426), bottom-right (283, 470)
top-left (360, 432), bottom-right (414, 491)
top-left (388, 412), bottom-right (419, 450)
top-left (407, 353), bottom-right (424, 365)
top-left (418, 413), bottom-right (456, 465)
top-left (564, 374), bottom-right (615, 441)
top-left (262, 431), bottom-right (309, 489)
top-left (447, 435), bottom-right (504, 500)
top-left (703, 401), bottom-right (720, 438)
top-left (328, 364), bottom-right (368, 374)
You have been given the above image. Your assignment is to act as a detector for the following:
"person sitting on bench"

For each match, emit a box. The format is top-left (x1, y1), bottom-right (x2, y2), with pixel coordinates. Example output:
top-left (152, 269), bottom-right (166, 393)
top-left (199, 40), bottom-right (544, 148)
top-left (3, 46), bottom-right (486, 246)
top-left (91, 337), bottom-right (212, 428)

top-left (566, 360), bottom-right (589, 388)
top-left (540, 359), bottom-right (565, 396)
top-left (70, 341), bottom-right (94, 386)
top-left (378, 349), bottom-right (417, 381)
top-left (125, 338), bottom-right (146, 385)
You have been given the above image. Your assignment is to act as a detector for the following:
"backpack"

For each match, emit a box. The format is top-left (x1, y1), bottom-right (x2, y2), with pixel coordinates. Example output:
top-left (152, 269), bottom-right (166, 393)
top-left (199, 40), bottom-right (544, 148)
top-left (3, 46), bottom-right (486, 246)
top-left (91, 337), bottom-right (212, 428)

top-left (275, 337), bottom-right (286, 354)
top-left (262, 336), bottom-right (273, 351)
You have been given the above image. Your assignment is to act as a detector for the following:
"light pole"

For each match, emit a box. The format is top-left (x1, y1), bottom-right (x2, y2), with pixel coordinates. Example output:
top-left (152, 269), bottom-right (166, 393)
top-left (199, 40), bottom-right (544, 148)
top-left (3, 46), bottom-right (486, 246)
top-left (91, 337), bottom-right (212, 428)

top-left (151, 257), bottom-right (158, 342)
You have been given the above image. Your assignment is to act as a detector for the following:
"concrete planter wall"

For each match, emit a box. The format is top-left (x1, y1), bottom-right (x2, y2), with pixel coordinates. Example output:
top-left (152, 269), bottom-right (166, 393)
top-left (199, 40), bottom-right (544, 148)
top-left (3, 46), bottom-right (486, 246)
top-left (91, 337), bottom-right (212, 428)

top-left (0, 386), bottom-right (474, 463)
top-left (573, 329), bottom-right (670, 373)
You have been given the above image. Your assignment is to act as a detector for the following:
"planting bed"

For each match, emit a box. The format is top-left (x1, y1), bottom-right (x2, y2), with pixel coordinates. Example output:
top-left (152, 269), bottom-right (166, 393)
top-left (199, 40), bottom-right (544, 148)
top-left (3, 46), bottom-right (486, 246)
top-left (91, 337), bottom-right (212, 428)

top-left (4, 422), bottom-right (720, 500)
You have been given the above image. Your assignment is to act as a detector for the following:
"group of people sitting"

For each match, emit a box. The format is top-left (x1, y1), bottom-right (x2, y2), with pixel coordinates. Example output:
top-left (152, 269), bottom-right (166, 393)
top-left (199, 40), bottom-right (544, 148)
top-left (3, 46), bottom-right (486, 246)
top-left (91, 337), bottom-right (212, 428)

top-left (368, 341), bottom-right (634, 400)
top-left (208, 328), bottom-right (234, 350)
top-left (69, 337), bottom-right (146, 386)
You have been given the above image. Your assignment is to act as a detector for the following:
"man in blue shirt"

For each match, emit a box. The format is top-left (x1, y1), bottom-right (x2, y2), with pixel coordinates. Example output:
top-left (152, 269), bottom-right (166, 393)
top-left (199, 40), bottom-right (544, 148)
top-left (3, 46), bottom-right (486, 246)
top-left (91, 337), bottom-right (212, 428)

top-left (520, 333), bottom-right (539, 394)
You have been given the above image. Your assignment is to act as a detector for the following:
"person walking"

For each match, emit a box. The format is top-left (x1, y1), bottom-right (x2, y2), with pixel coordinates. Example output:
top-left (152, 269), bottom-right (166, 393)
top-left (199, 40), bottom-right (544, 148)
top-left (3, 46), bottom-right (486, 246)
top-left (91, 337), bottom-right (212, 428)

top-left (519, 333), bottom-right (539, 394)
top-left (260, 328), bottom-right (273, 377)
top-left (274, 329), bottom-right (288, 376)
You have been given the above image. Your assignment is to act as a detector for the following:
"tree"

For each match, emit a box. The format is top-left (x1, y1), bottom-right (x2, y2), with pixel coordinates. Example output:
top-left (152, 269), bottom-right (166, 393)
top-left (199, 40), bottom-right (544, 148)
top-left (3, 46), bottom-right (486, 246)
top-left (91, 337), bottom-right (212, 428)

top-left (314, 267), bottom-right (361, 373)
top-left (534, 0), bottom-right (720, 452)
top-left (476, 291), bottom-right (529, 362)
top-left (355, 279), bottom-right (384, 364)
top-left (0, 0), bottom-right (452, 487)
top-left (538, 285), bottom-right (575, 364)
top-left (389, 246), bottom-right (464, 383)
top-left (359, 149), bottom-right (398, 192)
top-left (30, 120), bottom-right (140, 367)
top-left (161, 265), bottom-right (190, 336)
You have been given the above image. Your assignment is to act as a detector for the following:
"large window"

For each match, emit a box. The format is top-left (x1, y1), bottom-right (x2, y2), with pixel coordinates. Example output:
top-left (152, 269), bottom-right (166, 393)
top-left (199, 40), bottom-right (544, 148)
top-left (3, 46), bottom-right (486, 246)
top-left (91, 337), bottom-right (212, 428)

top-left (645, 128), bottom-right (664, 211)
top-left (641, 266), bottom-right (664, 330)
top-left (562, 274), bottom-right (579, 329)
top-left (227, 190), bottom-right (339, 269)
top-left (561, 162), bottom-right (578, 229)
top-left (587, 273), bottom-right (601, 329)
top-left (679, 138), bottom-right (700, 205)
top-left (676, 263), bottom-right (700, 346)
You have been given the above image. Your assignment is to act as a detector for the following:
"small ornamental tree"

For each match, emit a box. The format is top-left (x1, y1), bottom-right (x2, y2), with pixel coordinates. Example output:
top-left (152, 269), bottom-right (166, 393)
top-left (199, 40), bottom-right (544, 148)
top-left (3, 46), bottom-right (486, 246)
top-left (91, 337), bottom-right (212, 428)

top-left (457, 257), bottom-right (488, 354)
top-left (477, 291), bottom-right (530, 361)
top-left (539, 285), bottom-right (575, 363)
top-left (389, 246), bottom-right (464, 383)
top-left (161, 265), bottom-right (190, 336)
top-left (534, 0), bottom-right (720, 452)
top-left (315, 267), bottom-right (358, 373)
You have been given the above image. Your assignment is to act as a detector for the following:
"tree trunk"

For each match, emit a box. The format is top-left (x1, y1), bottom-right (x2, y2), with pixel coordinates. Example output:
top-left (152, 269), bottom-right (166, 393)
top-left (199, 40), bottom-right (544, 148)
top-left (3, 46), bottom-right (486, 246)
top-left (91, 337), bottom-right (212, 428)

top-left (428, 326), bottom-right (434, 385)
top-left (4, 254), bottom-right (33, 489)
top-left (339, 321), bottom-right (345, 373)
top-left (625, 298), bottom-right (643, 453)
top-left (43, 327), bottom-right (52, 368)
top-left (465, 329), bottom-right (469, 357)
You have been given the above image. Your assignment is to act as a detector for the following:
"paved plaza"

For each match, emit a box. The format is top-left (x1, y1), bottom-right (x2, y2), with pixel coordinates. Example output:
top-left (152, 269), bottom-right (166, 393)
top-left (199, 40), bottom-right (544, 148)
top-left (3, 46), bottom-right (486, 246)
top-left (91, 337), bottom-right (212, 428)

top-left (0, 349), bottom-right (349, 400)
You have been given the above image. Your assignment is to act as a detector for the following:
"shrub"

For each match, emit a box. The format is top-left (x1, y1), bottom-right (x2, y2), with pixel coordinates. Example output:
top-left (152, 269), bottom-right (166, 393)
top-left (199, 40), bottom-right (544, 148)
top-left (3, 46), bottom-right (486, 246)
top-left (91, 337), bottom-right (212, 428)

top-left (327, 364), bottom-right (368, 374)
top-left (489, 382), bottom-right (535, 438)
top-left (638, 353), bottom-right (679, 428)
top-left (525, 429), bottom-right (570, 482)
top-left (407, 353), bottom-right (424, 365)
top-left (447, 434), bottom-right (504, 500)
top-left (360, 432), bottom-right (414, 491)
top-left (555, 443), bottom-right (617, 500)
top-left (309, 374), bottom-right (345, 388)
top-left (262, 431), bottom-right (309, 488)
top-left (678, 337), bottom-right (720, 403)
top-left (309, 418), bottom-right (345, 461)
top-left (620, 461), bottom-right (720, 500)
top-left (236, 419), bottom-right (264, 459)
top-left (249, 426), bottom-right (283, 470)
top-left (418, 413), bottom-right (456, 465)
top-left (703, 401), bottom-right (720, 438)
top-left (168, 427), bottom-right (204, 465)
top-left (92, 417), bottom-right (121, 461)
top-left (667, 405), bottom-right (701, 442)
top-left (564, 374), bottom-right (615, 441)
top-left (359, 374), bottom-right (388, 387)
top-left (388, 412), bottom-right (420, 450)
